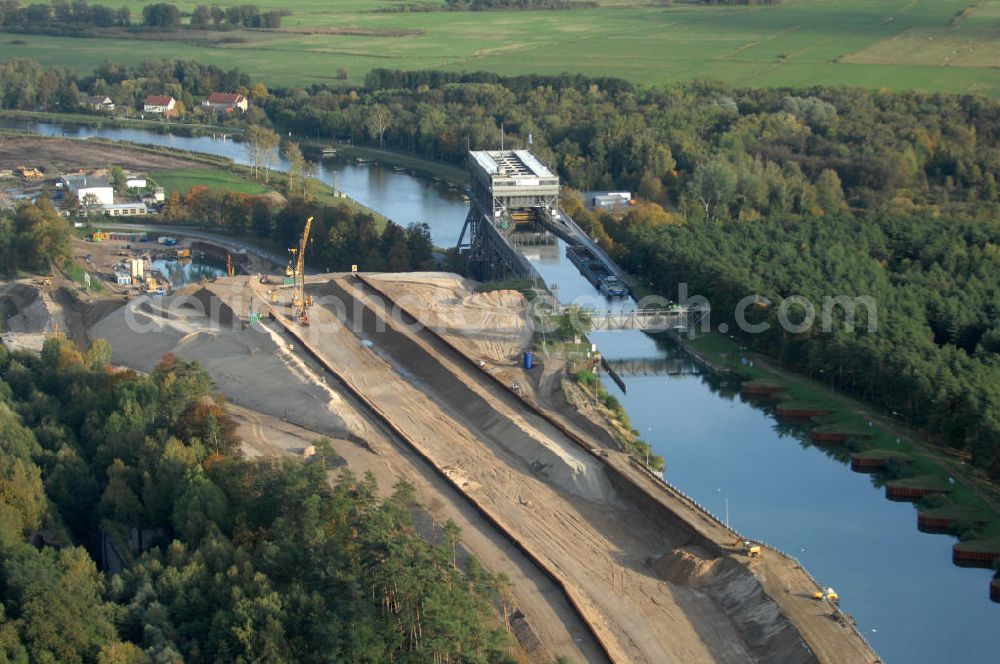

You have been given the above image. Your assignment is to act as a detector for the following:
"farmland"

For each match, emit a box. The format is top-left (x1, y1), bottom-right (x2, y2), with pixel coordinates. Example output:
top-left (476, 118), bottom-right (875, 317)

top-left (0, 0), bottom-right (997, 95)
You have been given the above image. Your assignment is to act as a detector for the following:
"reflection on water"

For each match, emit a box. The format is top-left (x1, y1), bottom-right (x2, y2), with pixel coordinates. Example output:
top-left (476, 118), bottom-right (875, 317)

top-left (151, 258), bottom-right (226, 286)
top-left (0, 120), bottom-right (469, 246)
top-left (9, 119), bottom-right (998, 663)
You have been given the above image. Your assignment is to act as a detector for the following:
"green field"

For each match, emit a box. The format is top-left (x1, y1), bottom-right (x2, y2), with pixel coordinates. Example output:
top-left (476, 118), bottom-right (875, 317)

top-left (150, 167), bottom-right (269, 195)
top-left (0, 0), bottom-right (998, 95)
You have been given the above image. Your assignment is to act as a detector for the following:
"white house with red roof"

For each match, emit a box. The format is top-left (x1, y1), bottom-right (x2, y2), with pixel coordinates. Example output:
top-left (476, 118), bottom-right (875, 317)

top-left (201, 92), bottom-right (248, 114)
top-left (143, 95), bottom-right (177, 117)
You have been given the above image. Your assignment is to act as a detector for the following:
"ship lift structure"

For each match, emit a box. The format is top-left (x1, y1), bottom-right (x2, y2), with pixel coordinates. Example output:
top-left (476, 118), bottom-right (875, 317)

top-left (456, 150), bottom-right (558, 282)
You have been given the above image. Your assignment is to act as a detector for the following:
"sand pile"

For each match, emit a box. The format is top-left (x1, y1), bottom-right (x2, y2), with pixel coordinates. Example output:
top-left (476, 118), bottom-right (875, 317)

top-left (89, 290), bottom-right (355, 438)
top-left (190, 288), bottom-right (242, 329)
top-left (1, 284), bottom-right (50, 333)
top-left (651, 547), bottom-right (817, 663)
top-left (653, 546), bottom-right (723, 587)
top-left (365, 272), bottom-right (530, 363)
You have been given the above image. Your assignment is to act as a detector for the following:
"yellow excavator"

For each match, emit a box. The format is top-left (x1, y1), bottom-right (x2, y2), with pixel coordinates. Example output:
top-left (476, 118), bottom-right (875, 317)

top-left (812, 587), bottom-right (840, 603)
top-left (290, 216), bottom-right (313, 326)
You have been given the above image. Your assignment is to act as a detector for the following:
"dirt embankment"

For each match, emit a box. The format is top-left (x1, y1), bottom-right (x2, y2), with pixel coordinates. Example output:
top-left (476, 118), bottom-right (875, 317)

top-left (0, 135), bottom-right (202, 175)
top-left (1, 283), bottom-right (46, 332)
top-left (350, 272), bottom-right (876, 664)
top-left (653, 547), bottom-right (816, 663)
top-left (363, 272), bottom-right (532, 364)
top-left (315, 278), bottom-right (614, 504)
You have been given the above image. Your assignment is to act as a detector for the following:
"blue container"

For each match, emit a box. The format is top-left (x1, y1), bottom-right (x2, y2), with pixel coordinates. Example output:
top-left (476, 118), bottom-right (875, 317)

top-left (523, 351), bottom-right (533, 370)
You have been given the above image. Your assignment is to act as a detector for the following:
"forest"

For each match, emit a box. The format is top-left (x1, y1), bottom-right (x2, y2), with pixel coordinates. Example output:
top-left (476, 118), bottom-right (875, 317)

top-left (161, 189), bottom-right (437, 273)
top-left (0, 198), bottom-right (73, 275)
top-left (0, 337), bottom-right (514, 662)
top-left (442, 0), bottom-right (596, 10)
top-left (601, 208), bottom-right (1000, 478)
top-left (0, 1), bottom-right (284, 33)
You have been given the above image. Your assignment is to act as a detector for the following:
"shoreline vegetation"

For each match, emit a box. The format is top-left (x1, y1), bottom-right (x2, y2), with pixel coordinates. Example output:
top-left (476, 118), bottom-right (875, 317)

top-left (0, 109), bottom-right (470, 187)
top-left (0, 122), bottom-right (390, 226)
top-left (677, 328), bottom-right (1000, 555)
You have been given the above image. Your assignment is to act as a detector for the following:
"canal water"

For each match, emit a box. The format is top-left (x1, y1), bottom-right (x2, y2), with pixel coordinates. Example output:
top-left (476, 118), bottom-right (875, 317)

top-left (5, 121), bottom-right (468, 244)
top-left (10, 120), bottom-right (997, 663)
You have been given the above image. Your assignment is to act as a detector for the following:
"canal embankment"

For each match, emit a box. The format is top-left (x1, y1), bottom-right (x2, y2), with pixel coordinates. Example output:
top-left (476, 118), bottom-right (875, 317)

top-left (692, 331), bottom-right (1000, 592)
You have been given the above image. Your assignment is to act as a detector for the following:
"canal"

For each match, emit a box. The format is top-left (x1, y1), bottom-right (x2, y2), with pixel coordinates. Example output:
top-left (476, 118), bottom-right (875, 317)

top-left (11, 120), bottom-right (997, 663)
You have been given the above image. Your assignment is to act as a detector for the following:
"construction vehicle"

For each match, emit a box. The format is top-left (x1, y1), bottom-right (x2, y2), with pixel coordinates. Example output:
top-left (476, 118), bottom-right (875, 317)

top-left (17, 165), bottom-right (43, 180)
top-left (290, 216), bottom-right (314, 326)
top-left (812, 587), bottom-right (840, 603)
top-left (175, 248), bottom-right (190, 259)
top-left (742, 541), bottom-right (761, 558)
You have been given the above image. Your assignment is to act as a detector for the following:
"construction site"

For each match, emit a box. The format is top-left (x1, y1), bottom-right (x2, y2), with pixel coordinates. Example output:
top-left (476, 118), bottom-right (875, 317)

top-left (0, 135), bottom-right (886, 660)
top-left (0, 229), bottom-right (866, 663)
top-left (0, 165), bottom-right (884, 661)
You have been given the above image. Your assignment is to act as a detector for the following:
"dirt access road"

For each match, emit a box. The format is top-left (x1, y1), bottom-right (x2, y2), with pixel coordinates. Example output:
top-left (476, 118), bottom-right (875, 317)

top-left (257, 273), bottom-right (869, 663)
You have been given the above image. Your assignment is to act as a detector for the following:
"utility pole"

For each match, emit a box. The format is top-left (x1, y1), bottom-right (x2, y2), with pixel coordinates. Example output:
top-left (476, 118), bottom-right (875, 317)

top-left (717, 487), bottom-right (730, 530)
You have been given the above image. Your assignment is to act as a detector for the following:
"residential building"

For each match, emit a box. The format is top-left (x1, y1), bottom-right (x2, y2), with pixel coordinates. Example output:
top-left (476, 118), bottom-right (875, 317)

top-left (84, 95), bottom-right (115, 112)
top-left (62, 175), bottom-right (114, 206)
top-left (142, 188), bottom-right (166, 205)
top-left (143, 95), bottom-right (177, 117)
top-left (201, 92), bottom-right (248, 114)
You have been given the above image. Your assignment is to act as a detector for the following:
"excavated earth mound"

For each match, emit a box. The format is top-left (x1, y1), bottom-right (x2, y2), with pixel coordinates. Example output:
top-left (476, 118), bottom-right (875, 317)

top-left (1, 284), bottom-right (49, 332)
